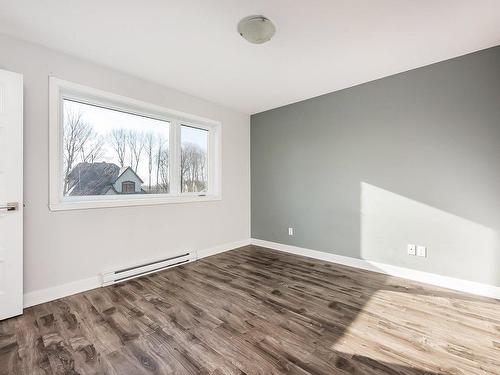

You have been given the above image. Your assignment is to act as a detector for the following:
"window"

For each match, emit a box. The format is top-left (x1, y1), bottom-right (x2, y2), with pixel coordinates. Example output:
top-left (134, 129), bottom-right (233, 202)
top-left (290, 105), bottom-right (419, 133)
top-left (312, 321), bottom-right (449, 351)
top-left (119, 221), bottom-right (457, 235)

top-left (49, 78), bottom-right (221, 210)
top-left (62, 99), bottom-right (170, 197)
top-left (121, 181), bottom-right (136, 194)
top-left (181, 125), bottom-right (208, 193)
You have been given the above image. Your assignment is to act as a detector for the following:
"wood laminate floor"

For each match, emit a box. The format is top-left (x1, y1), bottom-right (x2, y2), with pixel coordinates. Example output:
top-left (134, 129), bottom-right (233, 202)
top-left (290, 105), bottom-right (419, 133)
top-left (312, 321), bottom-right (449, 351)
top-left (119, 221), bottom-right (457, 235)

top-left (1, 245), bottom-right (499, 374)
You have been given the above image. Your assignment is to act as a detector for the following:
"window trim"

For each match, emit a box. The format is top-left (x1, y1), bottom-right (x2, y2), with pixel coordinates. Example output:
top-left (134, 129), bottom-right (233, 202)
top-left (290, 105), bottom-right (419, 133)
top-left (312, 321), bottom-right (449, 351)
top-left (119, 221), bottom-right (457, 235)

top-left (49, 77), bottom-right (222, 211)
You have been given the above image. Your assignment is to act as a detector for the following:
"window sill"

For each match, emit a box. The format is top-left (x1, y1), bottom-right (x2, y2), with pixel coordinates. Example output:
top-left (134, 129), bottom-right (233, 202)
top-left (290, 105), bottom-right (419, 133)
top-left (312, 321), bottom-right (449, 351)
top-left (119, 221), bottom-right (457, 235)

top-left (49, 194), bottom-right (221, 211)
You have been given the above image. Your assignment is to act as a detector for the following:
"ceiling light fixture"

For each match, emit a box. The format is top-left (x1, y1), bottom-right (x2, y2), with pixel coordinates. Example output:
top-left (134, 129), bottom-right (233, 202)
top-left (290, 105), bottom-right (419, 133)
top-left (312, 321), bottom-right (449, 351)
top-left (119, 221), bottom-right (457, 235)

top-left (237, 15), bottom-right (276, 44)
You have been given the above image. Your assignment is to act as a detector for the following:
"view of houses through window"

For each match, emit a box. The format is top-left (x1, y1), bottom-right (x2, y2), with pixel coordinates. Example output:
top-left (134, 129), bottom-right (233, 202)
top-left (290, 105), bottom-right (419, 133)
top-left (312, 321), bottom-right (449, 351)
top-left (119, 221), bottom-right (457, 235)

top-left (62, 99), bottom-right (208, 197)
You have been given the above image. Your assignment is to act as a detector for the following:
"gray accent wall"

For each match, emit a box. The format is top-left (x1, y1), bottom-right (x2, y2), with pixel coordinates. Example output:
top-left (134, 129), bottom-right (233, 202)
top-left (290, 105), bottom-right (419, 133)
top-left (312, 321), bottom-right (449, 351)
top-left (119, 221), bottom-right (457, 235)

top-left (251, 46), bottom-right (500, 287)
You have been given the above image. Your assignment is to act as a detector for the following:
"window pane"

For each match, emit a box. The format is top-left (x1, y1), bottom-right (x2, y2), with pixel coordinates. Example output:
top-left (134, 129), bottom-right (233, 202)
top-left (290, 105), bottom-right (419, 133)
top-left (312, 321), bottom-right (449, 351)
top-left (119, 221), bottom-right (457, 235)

top-left (62, 99), bottom-right (170, 197)
top-left (181, 125), bottom-right (208, 193)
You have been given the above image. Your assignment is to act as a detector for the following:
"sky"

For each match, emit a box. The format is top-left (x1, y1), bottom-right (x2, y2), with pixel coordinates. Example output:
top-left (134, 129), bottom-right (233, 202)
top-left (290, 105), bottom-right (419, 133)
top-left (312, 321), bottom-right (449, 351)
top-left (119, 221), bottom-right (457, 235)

top-left (63, 99), bottom-right (207, 184)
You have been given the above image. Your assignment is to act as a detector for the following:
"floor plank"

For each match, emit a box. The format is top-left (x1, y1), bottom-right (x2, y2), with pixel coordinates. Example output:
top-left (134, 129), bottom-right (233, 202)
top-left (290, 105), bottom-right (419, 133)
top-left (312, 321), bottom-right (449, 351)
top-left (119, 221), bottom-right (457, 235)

top-left (1, 245), bottom-right (499, 374)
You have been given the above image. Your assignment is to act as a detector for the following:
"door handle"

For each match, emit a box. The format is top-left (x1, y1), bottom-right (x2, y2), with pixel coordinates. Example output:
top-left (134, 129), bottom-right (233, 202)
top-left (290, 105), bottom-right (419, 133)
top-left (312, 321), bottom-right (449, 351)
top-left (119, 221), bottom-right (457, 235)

top-left (0, 202), bottom-right (19, 211)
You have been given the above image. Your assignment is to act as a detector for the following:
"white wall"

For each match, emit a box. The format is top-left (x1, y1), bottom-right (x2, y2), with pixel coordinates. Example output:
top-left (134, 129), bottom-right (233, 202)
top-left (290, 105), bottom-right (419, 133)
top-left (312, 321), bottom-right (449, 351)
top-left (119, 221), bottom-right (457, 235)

top-left (0, 34), bottom-right (250, 296)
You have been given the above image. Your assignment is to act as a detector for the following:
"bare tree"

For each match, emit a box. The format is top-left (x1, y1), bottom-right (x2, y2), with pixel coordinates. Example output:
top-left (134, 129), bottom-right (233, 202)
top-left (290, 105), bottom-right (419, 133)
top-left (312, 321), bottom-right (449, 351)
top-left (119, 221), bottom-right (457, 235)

top-left (181, 142), bottom-right (207, 192)
top-left (63, 108), bottom-right (96, 194)
top-left (144, 132), bottom-right (155, 191)
top-left (109, 129), bottom-right (127, 167)
top-left (80, 135), bottom-right (105, 163)
top-left (155, 141), bottom-right (162, 191)
top-left (154, 136), bottom-right (169, 193)
top-left (180, 143), bottom-right (192, 191)
top-left (158, 147), bottom-right (169, 192)
top-left (127, 130), bottom-right (145, 172)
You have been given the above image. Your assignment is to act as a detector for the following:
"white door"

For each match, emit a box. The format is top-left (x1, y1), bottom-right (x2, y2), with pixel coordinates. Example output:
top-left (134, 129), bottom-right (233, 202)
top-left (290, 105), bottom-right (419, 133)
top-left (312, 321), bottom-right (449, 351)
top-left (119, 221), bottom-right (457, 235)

top-left (0, 69), bottom-right (23, 320)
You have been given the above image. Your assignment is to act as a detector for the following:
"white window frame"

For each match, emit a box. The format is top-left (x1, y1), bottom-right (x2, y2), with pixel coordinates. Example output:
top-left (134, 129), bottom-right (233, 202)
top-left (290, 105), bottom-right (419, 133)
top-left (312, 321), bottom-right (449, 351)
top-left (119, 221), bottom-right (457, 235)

top-left (49, 77), bottom-right (221, 211)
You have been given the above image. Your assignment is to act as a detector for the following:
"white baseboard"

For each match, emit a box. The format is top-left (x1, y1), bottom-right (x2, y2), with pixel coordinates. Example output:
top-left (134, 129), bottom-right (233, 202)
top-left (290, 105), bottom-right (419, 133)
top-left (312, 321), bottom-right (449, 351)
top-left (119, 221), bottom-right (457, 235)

top-left (23, 276), bottom-right (101, 308)
top-left (197, 238), bottom-right (252, 259)
top-left (251, 238), bottom-right (500, 300)
top-left (23, 238), bottom-right (252, 308)
top-left (24, 237), bottom-right (498, 308)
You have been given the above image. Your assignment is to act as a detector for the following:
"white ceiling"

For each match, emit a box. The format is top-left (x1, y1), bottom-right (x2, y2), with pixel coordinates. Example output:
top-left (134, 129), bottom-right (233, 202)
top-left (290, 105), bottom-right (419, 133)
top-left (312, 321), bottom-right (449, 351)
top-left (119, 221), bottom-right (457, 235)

top-left (1, 1), bottom-right (500, 114)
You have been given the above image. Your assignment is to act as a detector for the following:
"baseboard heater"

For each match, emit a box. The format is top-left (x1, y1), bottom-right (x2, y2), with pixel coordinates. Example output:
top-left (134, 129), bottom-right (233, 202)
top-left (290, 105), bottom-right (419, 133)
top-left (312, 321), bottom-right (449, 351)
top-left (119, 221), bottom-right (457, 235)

top-left (101, 251), bottom-right (197, 286)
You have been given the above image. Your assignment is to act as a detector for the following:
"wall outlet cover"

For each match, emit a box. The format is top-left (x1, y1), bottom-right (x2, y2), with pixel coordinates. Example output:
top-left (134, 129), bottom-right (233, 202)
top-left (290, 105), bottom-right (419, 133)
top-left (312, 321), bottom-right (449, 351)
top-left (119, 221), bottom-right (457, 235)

top-left (407, 244), bottom-right (416, 255)
top-left (417, 245), bottom-right (427, 257)
top-left (288, 227), bottom-right (294, 236)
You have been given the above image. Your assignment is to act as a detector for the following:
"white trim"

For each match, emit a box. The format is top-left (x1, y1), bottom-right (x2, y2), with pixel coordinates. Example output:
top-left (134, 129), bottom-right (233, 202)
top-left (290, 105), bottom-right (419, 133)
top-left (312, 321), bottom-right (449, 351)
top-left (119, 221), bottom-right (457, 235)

top-left (22, 239), bottom-right (251, 308)
top-left (25, 237), bottom-right (497, 308)
top-left (197, 238), bottom-right (252, 259)
top-left (49, 194), bottom-right (222, 211)
top-left (23, 276), bottom-right (101, 308)
top-left (49, 77), bottom-right (222, 211)
top-left (251, 239), bottom-right (500, 300)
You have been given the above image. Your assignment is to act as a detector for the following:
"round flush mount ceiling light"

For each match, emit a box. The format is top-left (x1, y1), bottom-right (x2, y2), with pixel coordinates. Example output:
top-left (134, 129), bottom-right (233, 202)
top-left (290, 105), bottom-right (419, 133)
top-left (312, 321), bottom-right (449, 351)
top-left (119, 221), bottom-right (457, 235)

top-left (237, 15), bottom-right (276, 44)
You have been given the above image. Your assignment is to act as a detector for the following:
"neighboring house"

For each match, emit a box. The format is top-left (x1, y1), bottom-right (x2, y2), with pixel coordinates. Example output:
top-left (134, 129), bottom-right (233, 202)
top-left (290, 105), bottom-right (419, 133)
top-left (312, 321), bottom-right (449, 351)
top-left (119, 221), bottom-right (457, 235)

top-left (66, 162), bottom-right (145, 196)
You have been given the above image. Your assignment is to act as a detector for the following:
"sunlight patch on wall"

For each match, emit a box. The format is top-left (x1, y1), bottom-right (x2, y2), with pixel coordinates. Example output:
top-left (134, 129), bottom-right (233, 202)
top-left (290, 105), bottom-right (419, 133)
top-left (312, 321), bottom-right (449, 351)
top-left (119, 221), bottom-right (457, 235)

top-left (360, 182), bottom-right (499, 285)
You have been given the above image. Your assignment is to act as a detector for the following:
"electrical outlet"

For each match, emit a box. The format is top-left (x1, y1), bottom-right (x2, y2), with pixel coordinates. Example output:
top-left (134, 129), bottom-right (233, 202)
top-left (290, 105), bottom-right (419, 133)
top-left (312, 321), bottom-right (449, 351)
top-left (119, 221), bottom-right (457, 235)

top-left (417, 245), bottom-right (427, 257)
top-left (407, 244), bottom-right (416, 255)
top-left (288, 227), bottom-right (294, 236)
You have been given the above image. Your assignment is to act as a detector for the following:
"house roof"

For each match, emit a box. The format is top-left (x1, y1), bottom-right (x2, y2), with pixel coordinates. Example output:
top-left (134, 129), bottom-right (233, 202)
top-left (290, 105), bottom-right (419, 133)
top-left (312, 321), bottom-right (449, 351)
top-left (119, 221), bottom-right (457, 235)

top-left (67, 162), bottom-right (143, 196)
top-left (118, 166), bottom-right (144, 183)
